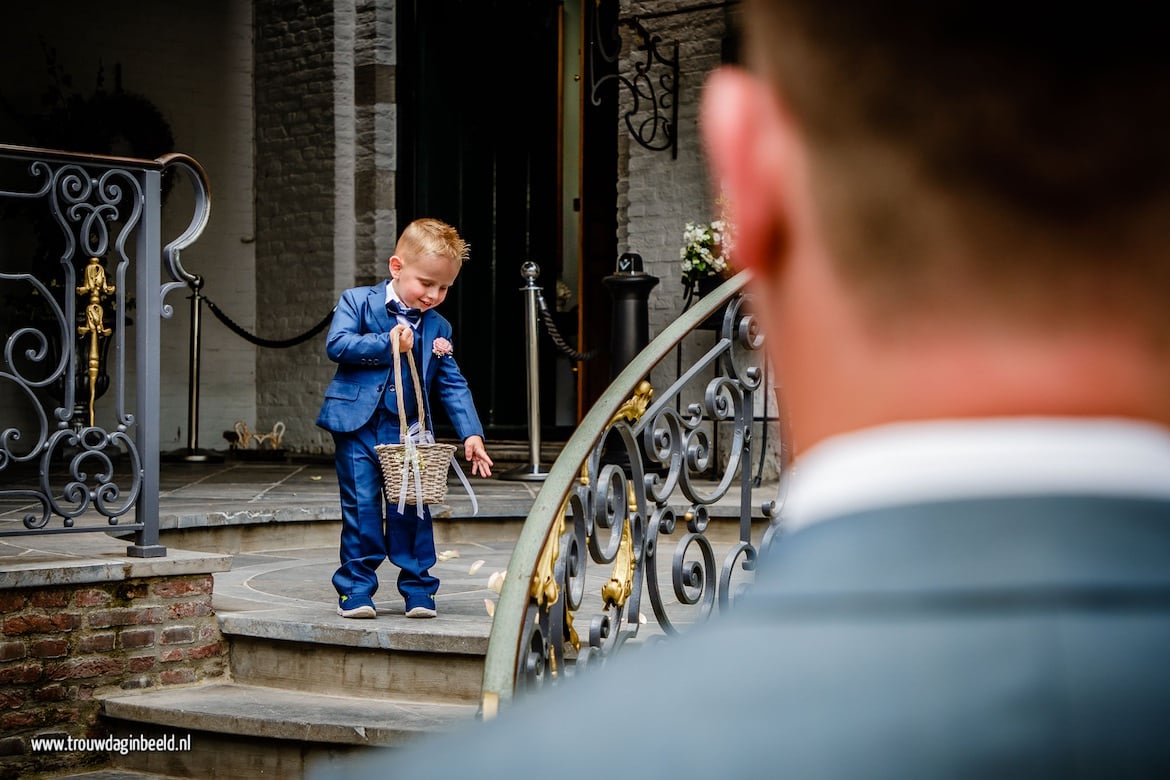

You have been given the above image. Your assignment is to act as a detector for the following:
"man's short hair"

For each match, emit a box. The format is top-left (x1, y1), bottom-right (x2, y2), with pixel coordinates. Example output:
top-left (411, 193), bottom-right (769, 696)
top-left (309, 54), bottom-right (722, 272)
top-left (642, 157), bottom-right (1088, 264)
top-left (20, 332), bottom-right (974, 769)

top-left (395, 218), bottom-right (471, 266)
top-left (746, 1), bottom-right (1170, 329)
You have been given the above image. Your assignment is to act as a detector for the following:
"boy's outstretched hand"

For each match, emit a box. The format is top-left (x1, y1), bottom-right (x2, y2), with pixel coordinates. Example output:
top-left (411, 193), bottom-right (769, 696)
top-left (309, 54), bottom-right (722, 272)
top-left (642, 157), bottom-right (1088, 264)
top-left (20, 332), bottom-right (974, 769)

top-left (465, 435), bottom-right (493, 477)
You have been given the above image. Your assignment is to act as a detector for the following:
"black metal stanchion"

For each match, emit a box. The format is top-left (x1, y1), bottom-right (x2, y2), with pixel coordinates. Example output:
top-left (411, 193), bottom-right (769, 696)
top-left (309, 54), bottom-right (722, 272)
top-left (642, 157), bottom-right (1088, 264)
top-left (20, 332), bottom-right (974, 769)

top-left (164, 274), bottom-right (223, 463)
top-left (502, 262), bottom-right (550, 481)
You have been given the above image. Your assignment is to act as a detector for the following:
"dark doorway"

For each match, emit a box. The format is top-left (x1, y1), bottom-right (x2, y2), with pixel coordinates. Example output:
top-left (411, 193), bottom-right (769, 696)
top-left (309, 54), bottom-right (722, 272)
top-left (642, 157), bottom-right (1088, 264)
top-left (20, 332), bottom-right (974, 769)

top-left (398, 0), bottom-right (562, 439)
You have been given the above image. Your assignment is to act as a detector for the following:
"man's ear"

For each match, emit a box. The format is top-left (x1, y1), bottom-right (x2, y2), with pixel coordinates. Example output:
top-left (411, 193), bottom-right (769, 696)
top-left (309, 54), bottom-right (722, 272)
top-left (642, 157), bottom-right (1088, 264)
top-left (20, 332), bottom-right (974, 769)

top-left (388, 255), bottom-right (403, 278)
top-left (700, 67), bottom-right (793, 277)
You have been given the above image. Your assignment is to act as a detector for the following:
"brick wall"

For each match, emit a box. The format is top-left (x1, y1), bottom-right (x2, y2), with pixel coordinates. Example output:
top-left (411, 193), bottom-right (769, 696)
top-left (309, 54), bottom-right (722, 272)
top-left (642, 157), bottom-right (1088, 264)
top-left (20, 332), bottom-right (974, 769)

top-left (253, 0), bottom-right (400, 453)
top-left (614, 1), bottom-right (780, 477)
top-left (617, 2), bottom-right (726, 332)
top-left (254, 0), bottom-right (343, 453)
top-left (353, 0), bottom-right (399, 287)
top-left (0, 575), bottom-right (226, 779)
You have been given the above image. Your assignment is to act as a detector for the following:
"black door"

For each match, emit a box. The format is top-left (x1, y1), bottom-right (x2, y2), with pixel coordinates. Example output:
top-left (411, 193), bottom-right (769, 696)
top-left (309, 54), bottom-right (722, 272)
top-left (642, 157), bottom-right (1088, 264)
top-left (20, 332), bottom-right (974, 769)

top-left (398, 0), bottom-right (561, 439)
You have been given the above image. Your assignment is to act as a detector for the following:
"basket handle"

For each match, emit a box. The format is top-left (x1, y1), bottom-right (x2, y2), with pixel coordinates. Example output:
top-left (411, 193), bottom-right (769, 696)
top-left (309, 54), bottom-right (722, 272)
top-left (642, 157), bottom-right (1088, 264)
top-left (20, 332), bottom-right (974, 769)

top-left (391, 330), bottom-right (428, 441)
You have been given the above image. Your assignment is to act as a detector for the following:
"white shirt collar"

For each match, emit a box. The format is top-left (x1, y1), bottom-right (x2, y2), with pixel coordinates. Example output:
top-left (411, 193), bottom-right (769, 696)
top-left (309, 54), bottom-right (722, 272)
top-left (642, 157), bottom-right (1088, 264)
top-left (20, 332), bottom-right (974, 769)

top-left (779, 417), bottom-right (1170, 533)
top-left (385, 279), bottom-right (402, 306)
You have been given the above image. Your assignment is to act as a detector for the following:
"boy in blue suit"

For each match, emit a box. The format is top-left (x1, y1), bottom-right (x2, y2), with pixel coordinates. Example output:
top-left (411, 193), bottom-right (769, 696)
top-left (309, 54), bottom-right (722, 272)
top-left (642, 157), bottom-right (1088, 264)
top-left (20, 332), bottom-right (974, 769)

top-left (317, 218), bottom-right (492, 619)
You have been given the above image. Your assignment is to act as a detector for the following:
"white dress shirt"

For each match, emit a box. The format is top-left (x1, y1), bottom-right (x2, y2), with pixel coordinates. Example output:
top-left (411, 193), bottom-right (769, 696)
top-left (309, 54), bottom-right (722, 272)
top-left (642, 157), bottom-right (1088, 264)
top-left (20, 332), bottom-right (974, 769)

top-left (779, 417), bottom-right (1170, 533)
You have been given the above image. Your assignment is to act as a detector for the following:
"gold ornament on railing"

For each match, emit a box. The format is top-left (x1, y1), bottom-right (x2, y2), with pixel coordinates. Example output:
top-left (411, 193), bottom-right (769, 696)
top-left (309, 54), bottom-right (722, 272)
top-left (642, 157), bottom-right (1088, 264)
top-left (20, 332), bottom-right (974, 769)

top-left (601, 480), bottom-right (640, 609)
top-left (531, 501), bottom-right (568, 677)
top-left (76, 257), bottom-right (114, 426)
top-left (601, 515), bottom-right (636, 609)
top-left (608, 380), bottom-right (654, 427)
top-left (531, 504), bottom-right (564, 611)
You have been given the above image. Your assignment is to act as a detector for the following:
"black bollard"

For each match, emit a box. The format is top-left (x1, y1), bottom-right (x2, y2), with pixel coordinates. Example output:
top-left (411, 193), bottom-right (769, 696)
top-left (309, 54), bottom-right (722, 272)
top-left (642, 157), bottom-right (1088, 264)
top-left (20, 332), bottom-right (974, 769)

top-left (602, 253), bottom-right (659, 380)
top-left (601, 253), bottom-right (660, 476)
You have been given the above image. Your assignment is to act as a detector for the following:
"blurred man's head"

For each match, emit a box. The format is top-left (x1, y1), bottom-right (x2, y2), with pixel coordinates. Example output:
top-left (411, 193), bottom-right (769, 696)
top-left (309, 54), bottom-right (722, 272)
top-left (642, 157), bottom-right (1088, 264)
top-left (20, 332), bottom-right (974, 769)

top-left (702, 2), bottom-right (1170, 452)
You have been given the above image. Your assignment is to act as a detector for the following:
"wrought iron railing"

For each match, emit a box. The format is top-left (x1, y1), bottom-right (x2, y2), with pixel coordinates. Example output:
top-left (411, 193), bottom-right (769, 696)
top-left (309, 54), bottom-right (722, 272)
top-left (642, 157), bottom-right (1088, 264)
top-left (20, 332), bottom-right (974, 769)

top-left (0, 144), bottom-right (210, 556)
top-left (481, 270), bottom-right (782, 713)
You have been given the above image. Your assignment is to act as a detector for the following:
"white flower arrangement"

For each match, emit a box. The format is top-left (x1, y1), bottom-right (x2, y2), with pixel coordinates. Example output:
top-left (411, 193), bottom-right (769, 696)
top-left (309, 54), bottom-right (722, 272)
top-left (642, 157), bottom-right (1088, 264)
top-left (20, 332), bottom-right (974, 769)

top-left (680, 218), bottom-right (733, 295)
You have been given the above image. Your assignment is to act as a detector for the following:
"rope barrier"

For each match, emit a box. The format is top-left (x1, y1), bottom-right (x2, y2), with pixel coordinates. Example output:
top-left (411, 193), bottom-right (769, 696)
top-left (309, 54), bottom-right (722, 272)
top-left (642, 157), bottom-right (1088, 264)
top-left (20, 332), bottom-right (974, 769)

top-left (534, 288), bottom-right (596, 362)
top-left (205, 296), bottom-right (334, 349)
top-left (205, 285), bottom-right (583, 361)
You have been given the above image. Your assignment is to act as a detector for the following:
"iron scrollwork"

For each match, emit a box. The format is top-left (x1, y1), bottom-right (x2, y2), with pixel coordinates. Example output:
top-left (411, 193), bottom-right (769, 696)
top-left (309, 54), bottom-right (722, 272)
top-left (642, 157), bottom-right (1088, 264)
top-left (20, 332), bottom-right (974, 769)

top-left (509, 286), bottom-right (772, 693)
top-left (590, 4), bottom-right (680, 158)
top-left (1, 145), bottom-right (209, 544)
top-left (1, 154), bottom-right (145, 534)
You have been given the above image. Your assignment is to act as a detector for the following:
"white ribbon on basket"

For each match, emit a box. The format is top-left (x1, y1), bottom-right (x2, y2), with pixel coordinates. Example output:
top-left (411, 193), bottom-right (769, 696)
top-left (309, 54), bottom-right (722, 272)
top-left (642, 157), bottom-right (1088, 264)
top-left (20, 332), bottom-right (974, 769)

top-left (396, 421), bottom-right (479, 517)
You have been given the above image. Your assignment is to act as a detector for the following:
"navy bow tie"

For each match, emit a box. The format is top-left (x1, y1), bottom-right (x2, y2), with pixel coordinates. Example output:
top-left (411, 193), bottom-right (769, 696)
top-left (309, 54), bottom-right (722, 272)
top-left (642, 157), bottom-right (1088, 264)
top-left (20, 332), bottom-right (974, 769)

top-left (387, 299), bottom-right (422, 327)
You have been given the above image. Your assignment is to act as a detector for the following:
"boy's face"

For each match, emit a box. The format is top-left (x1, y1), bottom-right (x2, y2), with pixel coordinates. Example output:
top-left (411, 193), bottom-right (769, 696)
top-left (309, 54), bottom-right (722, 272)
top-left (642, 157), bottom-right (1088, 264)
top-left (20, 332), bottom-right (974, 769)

top-left (389, 252), bottom-right (459, 312)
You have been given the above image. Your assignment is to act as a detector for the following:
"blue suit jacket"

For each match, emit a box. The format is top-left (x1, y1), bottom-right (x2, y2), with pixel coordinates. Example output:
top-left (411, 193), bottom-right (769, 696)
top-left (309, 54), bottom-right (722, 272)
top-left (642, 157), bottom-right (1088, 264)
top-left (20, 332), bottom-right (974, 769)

top-left (315, 282), bottom-right (484, 440)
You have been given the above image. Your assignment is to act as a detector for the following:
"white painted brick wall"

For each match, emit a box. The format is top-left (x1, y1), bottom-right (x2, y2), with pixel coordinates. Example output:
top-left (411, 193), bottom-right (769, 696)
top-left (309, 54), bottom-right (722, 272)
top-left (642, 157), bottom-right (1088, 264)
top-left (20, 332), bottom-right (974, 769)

top-left (616, 0), bottom-right (781, 478)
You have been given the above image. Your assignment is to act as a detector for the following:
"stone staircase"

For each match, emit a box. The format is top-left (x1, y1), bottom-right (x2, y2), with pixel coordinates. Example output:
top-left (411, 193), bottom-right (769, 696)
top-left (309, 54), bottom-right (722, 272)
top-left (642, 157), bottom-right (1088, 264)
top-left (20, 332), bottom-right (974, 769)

top-left (85, 524), bottom-right (511, 780)
top-left (31, 452), bottom-right (774, 780)
top-left (92, 608), bottom-right (489, 777)
top-left (38, 462), bottom-right (523, 780)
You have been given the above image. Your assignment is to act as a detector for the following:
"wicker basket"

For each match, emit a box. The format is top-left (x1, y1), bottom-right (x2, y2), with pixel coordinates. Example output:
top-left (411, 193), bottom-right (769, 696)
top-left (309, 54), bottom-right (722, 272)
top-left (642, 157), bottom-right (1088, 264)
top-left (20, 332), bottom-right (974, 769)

top-left (375, 334), bottom-right (456, 507)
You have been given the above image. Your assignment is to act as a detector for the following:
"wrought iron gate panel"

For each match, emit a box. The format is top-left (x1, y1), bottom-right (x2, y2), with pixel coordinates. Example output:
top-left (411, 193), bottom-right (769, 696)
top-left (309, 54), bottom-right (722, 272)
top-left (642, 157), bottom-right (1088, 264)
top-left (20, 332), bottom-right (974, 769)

top-left (0, 144), bottom-right (209, 556)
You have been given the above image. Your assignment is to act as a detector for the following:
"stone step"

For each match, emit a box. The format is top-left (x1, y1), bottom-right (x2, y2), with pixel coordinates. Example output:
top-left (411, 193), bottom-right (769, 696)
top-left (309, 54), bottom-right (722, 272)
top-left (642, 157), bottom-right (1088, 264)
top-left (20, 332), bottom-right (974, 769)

top-left (154, 480), bottom-right (541, 554)
top-left (160, 496), bottom-right (769, 555)
top-left (100, 683), bottom-right (476, 778)
top-left (218, 608), bottom-right (492, 704)
top-left (47, 771), bottom-right (174, 780)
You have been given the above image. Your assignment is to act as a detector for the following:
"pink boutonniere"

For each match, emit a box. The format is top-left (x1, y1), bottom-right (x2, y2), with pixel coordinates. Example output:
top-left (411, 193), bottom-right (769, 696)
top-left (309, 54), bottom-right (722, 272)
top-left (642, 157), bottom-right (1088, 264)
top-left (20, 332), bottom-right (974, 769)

top-left (432, 337), bottom-right (454, 358)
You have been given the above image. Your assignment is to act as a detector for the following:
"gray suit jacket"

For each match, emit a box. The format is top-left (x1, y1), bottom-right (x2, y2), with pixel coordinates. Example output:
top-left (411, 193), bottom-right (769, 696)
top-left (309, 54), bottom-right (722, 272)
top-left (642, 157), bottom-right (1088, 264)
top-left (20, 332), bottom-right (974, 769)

top-left (322, 494), bottom-right (1170, 779)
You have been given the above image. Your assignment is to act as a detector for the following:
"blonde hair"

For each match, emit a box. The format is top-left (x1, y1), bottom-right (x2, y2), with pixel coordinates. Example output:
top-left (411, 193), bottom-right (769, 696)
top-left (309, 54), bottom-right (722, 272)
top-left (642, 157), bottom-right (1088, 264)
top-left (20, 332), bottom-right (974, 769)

top-left (394, 218), bottom-right (470, 266)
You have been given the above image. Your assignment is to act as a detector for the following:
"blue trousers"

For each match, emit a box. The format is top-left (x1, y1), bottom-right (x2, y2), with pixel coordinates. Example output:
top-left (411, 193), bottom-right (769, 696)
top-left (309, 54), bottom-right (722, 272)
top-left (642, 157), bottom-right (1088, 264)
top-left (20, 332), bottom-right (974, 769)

top-left (331, 408), bottom-right (439, 607)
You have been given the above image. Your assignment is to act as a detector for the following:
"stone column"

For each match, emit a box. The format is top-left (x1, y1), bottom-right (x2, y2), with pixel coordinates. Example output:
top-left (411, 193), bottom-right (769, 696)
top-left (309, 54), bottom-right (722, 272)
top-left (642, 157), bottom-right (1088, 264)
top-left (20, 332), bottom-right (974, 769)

top-left (353, 0), bottom-right (398, 286)
top-left (253, 0), bottom-right (398, 452)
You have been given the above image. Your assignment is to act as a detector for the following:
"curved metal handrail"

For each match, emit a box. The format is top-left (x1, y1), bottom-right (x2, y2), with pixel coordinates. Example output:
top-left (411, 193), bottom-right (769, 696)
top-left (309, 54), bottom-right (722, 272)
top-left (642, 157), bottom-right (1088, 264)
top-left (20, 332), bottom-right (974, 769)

top-left (0, 143), bottom-right (171, 170)
top-left (481, 269), bottom-right (769, 710)
top-left (156, 153), bottom-right (211, 285)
